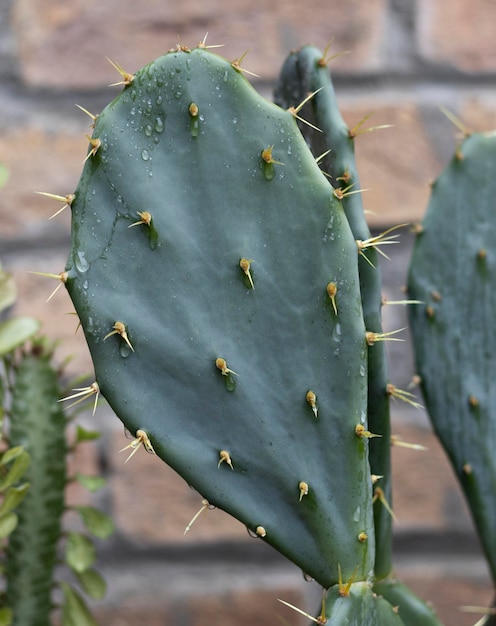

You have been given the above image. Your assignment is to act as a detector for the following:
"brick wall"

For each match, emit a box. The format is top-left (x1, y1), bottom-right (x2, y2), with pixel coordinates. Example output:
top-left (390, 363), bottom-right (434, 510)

top-left (1, 1), bottom-right (495, 624)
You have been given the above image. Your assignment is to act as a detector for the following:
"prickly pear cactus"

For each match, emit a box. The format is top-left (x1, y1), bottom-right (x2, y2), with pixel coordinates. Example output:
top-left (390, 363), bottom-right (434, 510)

top-left (64, 45), bottom-right (374, 589)
top-left (275, 45), bottom-right (443, 625)
top-left (408, 131), bottom-right (496, 587)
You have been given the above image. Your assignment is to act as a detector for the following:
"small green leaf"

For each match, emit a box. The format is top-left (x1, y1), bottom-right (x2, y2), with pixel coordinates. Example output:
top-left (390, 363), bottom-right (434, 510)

top-left (76, 506), bottom-right (114, 539)
top-left (76, 568), bottom-right (107, 600)
top-left (0, 446), bottom-right (26, 466)
top-left (0, 317), bottom-right (40, 356)
top-left (0, 263), bottom-right (16, 314)
top-left (75, 425), bottom-right (101, 444)
top-left (61, 583), bottom-right (97, 626)
top-left (0, 483), bottom-right (30, 516)
top-left (0, 450), bottom-right (30, 490)
top-left (0, 512), bottom-right (17, 539)
top-left (0, 606), bottom-right (13, 626)
top-left (74, 473), bottom-right (107, 492)
top-left (0, 164), bottom-right (8, 190)
top-left (65, 532), bottom-right (96, 574)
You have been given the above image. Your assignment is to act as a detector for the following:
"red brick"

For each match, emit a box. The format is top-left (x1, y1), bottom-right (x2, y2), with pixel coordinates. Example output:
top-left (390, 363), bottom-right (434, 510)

top-left (0, 126), bottom-right (86, 240)
top-left (390, 420), bottom-right (473, 531)
top-left (6, 251), bottom-right (94, 378)
top-left (417, 0), bottom-right (496, 72)
top-left (342, 104), bottom-right (443, 227)
top-left (12, 0), bottom-right (387, 89)
top-left (187, 587), bottom-right (305, 626)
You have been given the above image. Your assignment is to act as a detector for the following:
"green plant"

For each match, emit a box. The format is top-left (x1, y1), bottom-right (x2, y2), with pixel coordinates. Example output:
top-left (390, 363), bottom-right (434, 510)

top-left (408, 130), bottom-right (496, 625)
top-left (274, 44), bottom-right (443, 625)
top-left (44, 37), bottom-right (496, 625)
top-left (47, 40), bottom-right (453, 625)
top-left (0, 265), bottom-right (113, 625)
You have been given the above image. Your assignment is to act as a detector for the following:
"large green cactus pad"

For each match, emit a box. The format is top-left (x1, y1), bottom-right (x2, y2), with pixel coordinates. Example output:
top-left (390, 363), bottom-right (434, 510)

top-left (66, 46), bottom-right (373, 588)
top-left (408, 131), bottom-right (496, 583)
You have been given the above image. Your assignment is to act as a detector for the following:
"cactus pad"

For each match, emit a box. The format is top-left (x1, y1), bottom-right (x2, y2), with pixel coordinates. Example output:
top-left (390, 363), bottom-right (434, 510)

top-left (65, 46), bottom-right (374, 588)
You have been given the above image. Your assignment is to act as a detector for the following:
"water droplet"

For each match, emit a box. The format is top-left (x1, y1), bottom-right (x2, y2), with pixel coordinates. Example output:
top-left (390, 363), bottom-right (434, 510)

top-left (119, 343), bottom-right (132, 358)
top-left (144, 124), bottom-right (153, 137)
top-left (155, 117), bottom-right (164, 133)
top-left (223, 71), bottom-right (228, 82)
top-left (359, 364), bottom-right (366, 377)
top-left (353, 505), bottom-right (361, 522)
top-left (75, 251), bottom-right (89, 273)
top-left (175, 91), bottom-right (182, 99)
top-left (141, 149), bottom-right (150, 161)
top-left (303, 572), bottom-right (314, 582)
top-left (83, 280), bottom-right (88, 290)
top-left (232, 117), bottom-right (238, 124)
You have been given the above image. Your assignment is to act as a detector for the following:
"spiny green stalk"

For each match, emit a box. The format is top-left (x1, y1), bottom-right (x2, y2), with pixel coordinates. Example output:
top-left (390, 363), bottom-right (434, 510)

top-left (6, 343), bottom-right (67, 626)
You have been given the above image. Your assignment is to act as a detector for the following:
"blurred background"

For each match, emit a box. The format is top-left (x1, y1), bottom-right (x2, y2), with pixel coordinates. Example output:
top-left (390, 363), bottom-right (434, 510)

top-left (1, 1), bottom-right (496, 624)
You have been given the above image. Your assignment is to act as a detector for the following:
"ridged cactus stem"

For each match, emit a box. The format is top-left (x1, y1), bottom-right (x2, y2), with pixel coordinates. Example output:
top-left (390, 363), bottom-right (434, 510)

top-left (6, 345), bottom-right (67, 626)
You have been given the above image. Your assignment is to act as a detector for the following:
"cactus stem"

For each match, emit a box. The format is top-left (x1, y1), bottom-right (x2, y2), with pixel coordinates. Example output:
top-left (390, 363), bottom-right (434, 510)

top-left (107, 57), bottom-right (135, 86)
top-left (104, 321), bottom-right (135, 352)
top-left (58, 381), bottom-right (100, 415)
top-left (120, 429), bottom-right (155, 462)
top-left (239, 258), bottom-right (255, 289)
top-left (218, 450), bottom-right (234, 469)
top-left (306, 390), bottom-right (318, 417)
top-left (36, 191), bottom-right (75, 219)
top-left (372, 486), bottom-right (397, 522)
top-left (390, 435), bottom-right (427, 451)
top-left (355, 424), bottom-right (382, 439)
top-left (128, 211), bottom-right (153, 228)
top-left (348, 112), bottom-right (393, 139)
top-left (338, 563), bottom-right (358, 597)
top-left (277, 598), bottom-right (325, 624)
top-left (386, 383), bottom-right (424, 410)
top-left (184, 498), bottom-right (210, 534)
top-left (75, 104), bottom-right (99, 127)
top-left (83, 136), bottom-right (101, 163)
top-left (326, 282), bottom-right (338, 315)
top-left (197, 33), bottom-right (225, 50)
top-left (231, 51), bottom-right (260, 78)
top-left (215, 357), bottom-right (238, 377)
top-left (298, 481), bottom-right (309, 501)
top-left (365, 328), bottom-right (406, 346)
top-left (288, 89), bottom-right (324, 133)
top-left (29, 270), bottom-right (69, 302)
